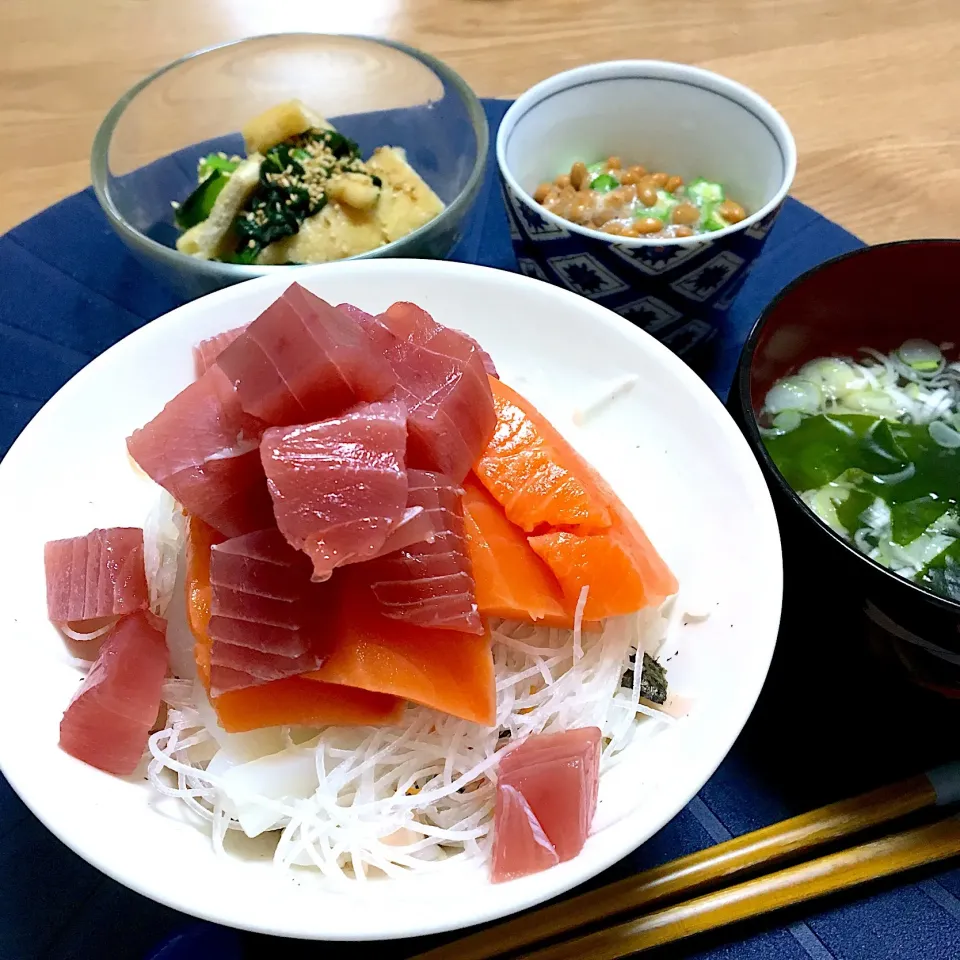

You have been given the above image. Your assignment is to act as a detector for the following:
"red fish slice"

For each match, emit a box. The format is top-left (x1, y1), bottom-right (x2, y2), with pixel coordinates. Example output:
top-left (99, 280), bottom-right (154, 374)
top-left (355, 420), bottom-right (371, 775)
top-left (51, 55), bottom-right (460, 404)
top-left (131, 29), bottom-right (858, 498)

top-left (379, 301), bottom-right (499, 379)
top-left (127, 365), bottom-right (273, 537)
top-left (387, 340), bottom-right (495, 483)
top-left (193, 324), bottom-right (249, 377)
top-left (217, 284), bottom-right (396, 426)
top-left (492, 726), bottom-right (602, 877)
top-left (260, 400), bottom-right (410, 581)
top-left (45, 527), bottom-right (148, 625)
top-left (59, 610), bottom-right (168, 775)
top-left (364, 469), bottom-right (483, 635)
top-left (490, 784), bottom-right (560, 883)
top-left (207, 529), bottom-right (329, 695)
top-left (338, 302), bottom-right (497, 482)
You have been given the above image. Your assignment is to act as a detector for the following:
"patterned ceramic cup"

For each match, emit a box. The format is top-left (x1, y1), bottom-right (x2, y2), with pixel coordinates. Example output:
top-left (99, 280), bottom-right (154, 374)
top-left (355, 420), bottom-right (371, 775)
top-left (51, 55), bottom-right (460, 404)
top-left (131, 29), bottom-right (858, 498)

top-left (496, 61), bottom-right (796, 365)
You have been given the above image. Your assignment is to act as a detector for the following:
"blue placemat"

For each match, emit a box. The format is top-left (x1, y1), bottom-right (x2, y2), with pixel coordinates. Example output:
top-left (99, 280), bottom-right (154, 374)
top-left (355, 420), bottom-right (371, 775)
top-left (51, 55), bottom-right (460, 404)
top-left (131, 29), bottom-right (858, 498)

top-left (1, 100), bottom-right (957, 960)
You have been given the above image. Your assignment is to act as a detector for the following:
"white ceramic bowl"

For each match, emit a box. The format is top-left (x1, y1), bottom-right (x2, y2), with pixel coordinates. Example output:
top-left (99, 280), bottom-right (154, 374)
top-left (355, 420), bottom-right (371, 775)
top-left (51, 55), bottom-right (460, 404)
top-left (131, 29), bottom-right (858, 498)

top-left (0, 260), bottom-right (782, 940)
top-left (497, 59), bottom-right (797, 249)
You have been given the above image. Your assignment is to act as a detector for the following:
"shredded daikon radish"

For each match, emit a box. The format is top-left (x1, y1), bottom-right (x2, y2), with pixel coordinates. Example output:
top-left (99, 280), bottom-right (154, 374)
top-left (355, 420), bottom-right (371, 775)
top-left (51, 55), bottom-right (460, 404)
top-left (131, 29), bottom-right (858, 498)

top-left (572, 375), bottom-right (639, 426)
top-left (143, 492), bottom-right (186, 616)
top-left (148, 604), bottom-right (677, 880)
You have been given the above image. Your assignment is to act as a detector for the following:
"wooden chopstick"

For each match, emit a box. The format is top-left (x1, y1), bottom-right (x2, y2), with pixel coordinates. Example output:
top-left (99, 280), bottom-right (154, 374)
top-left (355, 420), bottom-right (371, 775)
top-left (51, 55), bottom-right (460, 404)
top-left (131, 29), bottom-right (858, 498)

top-left (413, 761), bottom-right (960, 960)
top-left (515, 814), bottom-right (960, 960)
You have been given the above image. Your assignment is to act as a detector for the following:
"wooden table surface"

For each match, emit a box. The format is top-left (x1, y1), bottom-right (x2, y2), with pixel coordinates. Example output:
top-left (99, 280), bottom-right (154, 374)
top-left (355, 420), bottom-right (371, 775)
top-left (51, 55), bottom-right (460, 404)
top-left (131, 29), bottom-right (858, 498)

top-left (1, 0), bottom-right (958, 241)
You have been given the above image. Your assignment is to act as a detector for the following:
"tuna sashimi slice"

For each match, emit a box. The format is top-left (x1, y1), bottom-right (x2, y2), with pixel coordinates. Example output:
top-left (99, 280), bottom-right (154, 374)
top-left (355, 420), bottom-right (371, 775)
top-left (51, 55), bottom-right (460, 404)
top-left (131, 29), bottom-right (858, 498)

top-left (462, 476), bottom-right (572, 627)
top-left (336, 303), bottom-right (397, 354)
top-left (207, 529), bottom-right (331, 694)
top-left (387, 338), bottom-right (496, 483)
top-left (474, 378), bottom-right (612, 534)
top-left (499, 727), bottom-right (602, 826)
top-left (217, 284), bottom-right (396, 426)
top-left (379, 302), bottom-right (498, 379)
top-left (45, 527), bottom-right (148, 624)
top-left (364, 470), bottom-right (483, 634)
top-left (260, 400), bottom-right (409, 580)
top-left (194, 325), bottom-right (249, 377)
top-left (127, 365), bottom-right (272, 537)
top-left (490, 784), bottom-right (560, 883)
top-left (208, 641), bottom-right (325, 698)
top-left (496, 727), bottom-right (601, 864)
top-left (372, 506), bottom-right (436, 559)
top-left (59, 611), bottom-right (168, 775)
top-left (185, 518), bottom-right (404, 730)
top-left (337, 302), bottom-right (495, 482)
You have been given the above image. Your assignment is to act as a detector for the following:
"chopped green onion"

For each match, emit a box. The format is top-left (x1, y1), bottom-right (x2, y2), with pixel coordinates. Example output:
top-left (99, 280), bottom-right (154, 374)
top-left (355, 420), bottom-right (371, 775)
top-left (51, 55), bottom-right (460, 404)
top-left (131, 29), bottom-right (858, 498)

top-left (897, 339), bottom-right (942, 372)
top-left (763, 377), bottom-right (821, 416)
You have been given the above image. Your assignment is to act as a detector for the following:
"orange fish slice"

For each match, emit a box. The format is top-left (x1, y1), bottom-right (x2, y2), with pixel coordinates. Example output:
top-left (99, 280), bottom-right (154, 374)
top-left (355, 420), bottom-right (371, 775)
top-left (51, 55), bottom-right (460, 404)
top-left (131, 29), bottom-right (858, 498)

top-left (185, 516), bottom-right (404, 733)
top-left (474, 378), bottom-right (612, 534)
top-left (185, 515), bottom-right (224, 688)
top-left (306, 568), bottom-right (496, 726)
top-left (213, 678), bottom-right (404, 734)
top-left (529, 484), bottom-right (678, 620)
top-left (462, 476), bottom-right (572, 627)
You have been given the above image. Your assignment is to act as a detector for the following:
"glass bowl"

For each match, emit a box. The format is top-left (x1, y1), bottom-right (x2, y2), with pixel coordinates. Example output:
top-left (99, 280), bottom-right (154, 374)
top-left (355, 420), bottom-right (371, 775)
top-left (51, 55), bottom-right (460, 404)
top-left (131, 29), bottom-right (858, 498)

top-left (91, 34), bottom-right (488, 299)
top-left (732, 239), bottom-right (960, 698)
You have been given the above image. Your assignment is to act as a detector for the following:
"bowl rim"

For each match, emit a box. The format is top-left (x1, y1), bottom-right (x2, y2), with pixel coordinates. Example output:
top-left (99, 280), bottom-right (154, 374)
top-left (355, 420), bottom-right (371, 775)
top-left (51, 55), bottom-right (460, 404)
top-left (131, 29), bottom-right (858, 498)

top-left (90, 32), bottom-right (489, 279)
top-left (735, 237), bottom-right (960, 616)
top-left (495, 59), bottom-right (796, 247)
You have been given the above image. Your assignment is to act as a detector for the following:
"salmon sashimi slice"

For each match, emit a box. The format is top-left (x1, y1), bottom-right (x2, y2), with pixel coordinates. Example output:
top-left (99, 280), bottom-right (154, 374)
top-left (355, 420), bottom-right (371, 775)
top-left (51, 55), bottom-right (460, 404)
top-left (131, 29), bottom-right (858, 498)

top-left (379, 302), bottom-right (498, 380)
top-left (260, 400), bottom-right (409, 581)
top-left (217, 284), bottom-right (396, 426)
top-left (474, 378), bottom-right (612, 534)
top-left (127, 365), bottom-right (273, 537)
top-left (493, 726), bottom-right (601, 870)
top-left (490, 784), bottom-right (559, 883)
top-left (529, 529), bottom-right (653, 619)
top-left (45, 527), bottom-right (148, 625)
top-left (305, 568), bottom-right (496, 725)
top-left (461, 476), bottom-right (571, 626)
top-left (212, 677), bottom-right (405, 734)
top-left (528, 491), bottom-right (678, 620)
top-left (586, 465), bottom-right (679, 606)
top-left (59, 610), bottom-right (169, 774)
top-left (193, 325), bottom-right (249, 377)
top-left (185, 519), bottom-right (403, 731)
top-left (364, 470), bottom-right (483, 635)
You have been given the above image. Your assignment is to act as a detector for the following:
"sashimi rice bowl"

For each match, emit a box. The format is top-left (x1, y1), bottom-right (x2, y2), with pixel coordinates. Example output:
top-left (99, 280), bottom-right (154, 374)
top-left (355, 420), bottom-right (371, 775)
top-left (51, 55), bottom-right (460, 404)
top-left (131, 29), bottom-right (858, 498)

top-left (0, 261), bottom-right (781, 939)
